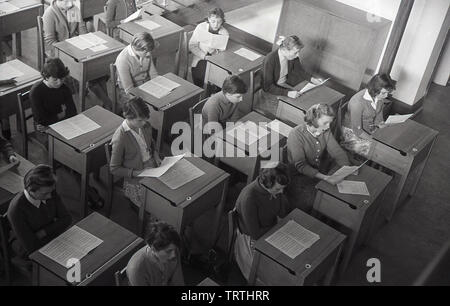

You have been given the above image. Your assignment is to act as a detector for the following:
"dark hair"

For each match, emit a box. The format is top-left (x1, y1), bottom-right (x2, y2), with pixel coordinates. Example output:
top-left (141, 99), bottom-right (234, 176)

top-left (280, 35), bottom-right (304, 51)
top-left (131, 32), bottom-right (156, 52)
top-left (145, 221), bottom-right (181, 251)
top-left (208, 7), bottom-right (225, 23)
top-left (367, 73), bottom-right (396, 98)
top-left (222, 75), bottom-right (247, 95)
top-left (41, 57), bottom-right (69, 79)
top-left (122, 97), bottom-right (150, 120)
top-left (259, 162), bottom-right (290, 189)
top-left (304, 104), bottom-right (335, 128)
top-left (24, 164), bottom-right (56, 193)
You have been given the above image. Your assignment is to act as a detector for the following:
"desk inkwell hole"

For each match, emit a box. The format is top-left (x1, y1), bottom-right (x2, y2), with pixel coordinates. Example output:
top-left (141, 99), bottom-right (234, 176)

top-left (238, 68), bottom-right (244, 72)
top-left (186, 196), bottom-right (192, 201)
top-left (305, 264), bottom-right (311, 269)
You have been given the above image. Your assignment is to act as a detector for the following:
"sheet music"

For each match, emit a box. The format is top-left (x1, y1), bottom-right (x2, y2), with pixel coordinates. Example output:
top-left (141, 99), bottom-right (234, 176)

top-left (0, 62), bottom-right (24, 81)
top-left (266, 220), bottom-right (320, 259)
top-left (66, 33), bottom-right (107, 50)
top-left (0, 170), bottom-right (24, 194)
top-left (138, 154), bottom-right (185, 177)
top-left (151, 76), bottom-right (180, 91)
top-left (158, 158), bottom-right (205, 189)
top-left (0, 2), bottom-right (19, 14)
top-left (138, 76), bottom-right (180, 98)
top-left (327, 164), bottom-right (362, 183)
top-left (267, 119), bottom-right (293, 138)
top-left (298, 78), bottom-right (330, 94)
top-left (337, 180), bottom-right (370, 196)
top-left (135, 19), bottom-right (161, 31)
top-left (385, 114), bottom-right (413, 125)
top-left (39, 225), bottom-right (103, 267)
top-left (49, 114), bottom-right (101, 140)
top-left (121, 8), bottom-right (142, 23)
top-left (234, 48), bottom-right (261, 61)
top-left (89, 44), bottom-right (108, 52)
top-left (226, 121), bottom-right (269, 146)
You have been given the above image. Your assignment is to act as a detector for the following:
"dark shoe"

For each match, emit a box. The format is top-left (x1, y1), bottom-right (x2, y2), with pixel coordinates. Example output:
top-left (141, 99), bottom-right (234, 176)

top-left (87, 187), bottom-right (104, 210)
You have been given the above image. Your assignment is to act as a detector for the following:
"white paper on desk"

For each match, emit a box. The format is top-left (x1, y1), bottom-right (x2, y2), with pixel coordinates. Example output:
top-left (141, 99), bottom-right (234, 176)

top-left (0, 62), bottom-right (24, 81)
top-left (327, 164), bottom-right (362, 183)
top-left (89, 44), bottom-right (108, 52)
top-left (66, 33), bottom-right (107, 50)
top-left (298, 78), bottom-right (330, 95)
top-left (0, 2), bottom-right (19, 14)
top-left (138, 76), bottom-right (180, 98)
top-left (39, 225), bottom-right (103, 267)
top-left (121, 8), bottom-right (143, 23)
top-left (266, 220), bottom-right (320, 259)
top-left (337, 180), bottom-right (370, 196)
top-left (82, 32), bottom-right (107, 46)
top-left (197, 28), bottom-right (229, 50)
top-left (138, 154), bottom-right (185, 177)
top-left (385, 114), bottom-right (413, 125)
top-left (135, 19), bottom-right (161, 31)
top-left (49, 113), bottom-right (101, 140)
top-left (0, 170), bottom-right (24, 194)
top-left (267, 119), bottom-right (293, 138)
top-left (158, 158), bottom-right (205, 189)
top-left (226, 121), bottom-right (269, 146)
top-left (234, 48), bottom-right (261, 61)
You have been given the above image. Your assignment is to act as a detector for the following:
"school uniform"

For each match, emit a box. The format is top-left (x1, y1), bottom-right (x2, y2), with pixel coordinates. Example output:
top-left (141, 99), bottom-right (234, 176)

top-left (201, 91), bottom-right (239, 127)
top-left (105, 0), bottom-right (136, 38)
top-left (286, 124), bottom-right (350, 212)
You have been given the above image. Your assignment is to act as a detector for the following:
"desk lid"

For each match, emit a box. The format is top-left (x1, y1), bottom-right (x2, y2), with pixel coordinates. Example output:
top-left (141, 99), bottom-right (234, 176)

top-left (118, 13), bottom-right (183, 39)
top-left (315, 164), bottom-right (392, 209)
top-left (373, 119), bottom-right (438, 155)
top-left (255, 209), bottom-right (345, 275)
top-left (0, 59), bottom-right (41, 95)
top-left (129, 73), bottom-right (202, 110)
top-left (140, 156), bottom-right (227, 205)
top-left (47, 105), bottom-right (123, 152)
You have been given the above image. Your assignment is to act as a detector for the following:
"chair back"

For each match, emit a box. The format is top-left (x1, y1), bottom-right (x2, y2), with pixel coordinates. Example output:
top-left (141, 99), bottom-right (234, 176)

top-left (37, 16), bottom-right (45, 71)
top-left (114, 266), bottom-right (129, 286)
top-left (0, 213), bottom-right (12, 284)
top-left (188, 97), bottom-right (208, 154)
top-left (110, 64), bottom-right (119, 114)
top-left (249, 68), bottom-right (262, 110)
top-left (227, 208), bottom-right (239, 265)
top-left (180, 25), bottom-right (195, 79)
top-left (17, 91), bottom-right (34, 159)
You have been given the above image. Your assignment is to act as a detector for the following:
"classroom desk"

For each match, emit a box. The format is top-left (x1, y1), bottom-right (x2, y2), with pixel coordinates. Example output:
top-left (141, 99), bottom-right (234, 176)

top-left (117, 13), bottom-right (184, 73)
top-left (277, 82), bottom-right (345, 126)
top-left (248, 208), bottom-right (345, 286)
top-left (197, 277), bottom-right (219, 286)
top-left (53, 31), bottom-right (125, 112)
top-left (29, 212), bottom-right (144, 286)
top-left (46, 105), bottom-right (123, 217)
top-left (0, 0), bottom-right (43, 62)
top-left (151, 0), bottom-right (183, 12)
top-left (204, 40), bottom-right (264, 115)
top-left (0, 59), bottom-right (41, 119)
top-left (140, 156), bottom-right (229, 250)
top-left (369, 119), bottom-right (438, 220)
top-left (129, 72), bottom-right (203, 151)
top-left (213, 111), bottom-right (286, 184)
top-left (0, 154), bottom-right (35, 211)
top-left (313, 165), bottom-right (392, 274)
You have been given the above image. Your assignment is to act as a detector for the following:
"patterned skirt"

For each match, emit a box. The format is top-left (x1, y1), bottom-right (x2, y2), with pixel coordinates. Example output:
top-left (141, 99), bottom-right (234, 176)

top-left (340, 126), bottom-right (373, 157)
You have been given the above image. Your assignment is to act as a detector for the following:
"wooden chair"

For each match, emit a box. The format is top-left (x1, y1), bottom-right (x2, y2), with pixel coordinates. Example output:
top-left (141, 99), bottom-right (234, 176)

top-left (188, 97), bottom-right (208, 154)
top-left (180, 24), bottom-right (196, 79)
top-left (114, 266), bottom-right (129, 286)
top-left (17, 91), bottom-right (47, 159)
top-left (95, 6), bottom-right (111, 37)
top-left (249, 68), bottom-right (262, 111)
top-left (335, 99), bottom-right (349, 141)
top-left (0, 213), bottom-right (12, 284)
top-left (414, 240), bottom-right (450, 285)
top-left (110, 63), bottom-right (119, 115)
top-left (36, 16), bottom-right (45, 71)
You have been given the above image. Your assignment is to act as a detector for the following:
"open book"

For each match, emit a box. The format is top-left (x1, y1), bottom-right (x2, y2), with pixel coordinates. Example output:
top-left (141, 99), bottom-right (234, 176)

top-left (138, 76), bottom-right (180, 98)
top-left (298, 78), bottom-right (330, 95)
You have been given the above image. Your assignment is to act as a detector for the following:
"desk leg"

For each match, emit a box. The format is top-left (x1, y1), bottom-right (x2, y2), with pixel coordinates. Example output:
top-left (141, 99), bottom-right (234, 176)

top-left (80, 154), bottom-right (89, 217)
top-left (48, 136), bottom-right (55, 169)
top-left (12, 32), bottom-right (21, 58)
top-left (324, 241), bottom-right (344, 285)
top-left (174, 32), bottom-right (182, 75)
top-left (248, 251), bottom-right (261, 285)
top-left (211, 178), bottom-right (229, 248)
top-left (79, 65), bottom-right (87, 112)
top-left (409, 137), bottom-right (436, 197)
top-left (32, 262), bottom-right (40, 286)
top-left (0, 41), bottom-right (5, 63)
top-left (386, 163), bottom-right (411, 221)
top-left (339, 216), bottom-right (362, 275)
top-left (203, 61), bottom-right (211, 97)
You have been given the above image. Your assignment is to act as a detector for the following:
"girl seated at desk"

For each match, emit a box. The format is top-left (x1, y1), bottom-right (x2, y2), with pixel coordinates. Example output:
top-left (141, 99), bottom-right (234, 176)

top-left (234, 162), bottom-right (291, 281)
top-left (7, 164), bottom-right (72, 259)
top-left (261, 35), bottom-right (323, 105)
top-left (286, 104), bottom-right (350, 213)
top-left (189, 7), bottom-right (229, 88)
top-left (341, 73), bottom-right (396, 157)
top-left (127, 221), bottom-right (184, 286)
top-left (43, 0), bottom-right (113, 110)
top-left (105, 0), bottom-right (137, 38)
top-left (115, 32), bottom-right (158, 110)
top-left (0, 135), bottom-right (18, 164)
top-left (110, 97), bottom-right (161, 210)
top-left (30, 57), bottom-right (77, 145)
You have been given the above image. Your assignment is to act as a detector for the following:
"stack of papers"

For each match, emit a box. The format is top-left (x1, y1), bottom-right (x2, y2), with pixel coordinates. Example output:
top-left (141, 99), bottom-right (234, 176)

top-left (385, 114), bottom-right (413, 125)
top-left (298, 78), bottom-right (330, 95)
top-left (138, 154), bottom-right (184, 177)
top-left (266, 220), bottom-right (320, 259)
top-left (0, 2), bottom-right (19, 14)
top-left (49, 114), bottom-right (101, 140)
top-left (197, 28), bottom-right (229, 50)
top-left (226, 121), bottom-right (269, 146)
top-left (267, 119), bottom-right (293, 138)
top-left (138, 76), bottom-right (180, 98)
top-left (66, 33), bottom-right (108, 51)
top-left (234, 48), bottom-right (261, 61)
top-left (158, 158), bottom-right (205, 189)
top-left (0, 62), bottom-right (24, 81)
top-left (121, 8), bottom-right (142, 23)
top-left (337, 180), bottom-right (370, 196)
top-left (135, 19), bottom-right (161, 31)
top-left (39, 226), bottom-right (103, 267)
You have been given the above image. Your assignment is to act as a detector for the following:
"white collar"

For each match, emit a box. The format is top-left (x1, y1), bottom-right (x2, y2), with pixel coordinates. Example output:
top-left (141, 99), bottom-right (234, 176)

top-left (122, 119), bottom-right (132, 132)
top-left (127, 45), bottom-right (140, 61)
top-left (363, 89), bottom-right (378, 109)
top-left (306, 125), bottom-right (321, 138)
top-left (24, 189), bottom-right (44, 208)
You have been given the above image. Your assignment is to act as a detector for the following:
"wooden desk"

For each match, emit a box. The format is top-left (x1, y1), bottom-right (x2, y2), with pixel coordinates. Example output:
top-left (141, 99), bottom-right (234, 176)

top-left (370, 119), bottom-right (438, 220)
top-left (30, 212), bottom-right (144, 286)
top-left (0, 0), bottom-right (43, 62)
top-left (0, 154), bottom-right (34, 211)
top-left (129, 73), bottom-right (203, 151)
top-left (0, 59), bottom-right (41, 119)
top-left (249, 208), bottom-right (345, 286)
top-left (117, 14), bottom-right (183, 73)
top-left (214, 111), bottom-right (286, 184)
top-left (313, 165), bottom-right (392, 274)
top-left (53, 31), bottom-right (125, 111)
top-left (140, 156), bottom-right (229, 250)
top-left (151, 0), bottom-right (183, 12)
top-left (277, 82), bottom-right (345, 126)
top-left (47, 106), bottom-right (123, 217)
top-left (205, 41), bottom-right (264, 115)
